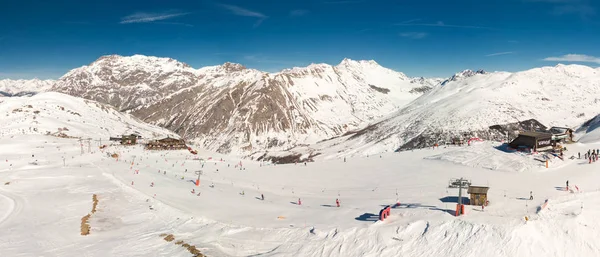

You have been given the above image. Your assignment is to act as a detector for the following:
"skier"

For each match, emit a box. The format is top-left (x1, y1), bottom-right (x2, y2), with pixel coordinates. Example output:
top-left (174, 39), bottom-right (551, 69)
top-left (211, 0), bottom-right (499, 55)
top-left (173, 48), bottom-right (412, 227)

top-left (197, 192), bottom-right (201, 196)
top-left (566, 180), bottom-right (569, 190)
top-left (191, 189), bottom-right (195, 194)
top-left (150, 182), bottom-right (154, 187)
top-left (298, 198), bottom-right (302, 205)
top-left (578, 152), bottom-right (581, 159)
top-left (163, 171), bottom-right (166, 175)
top-left (210, 183), bottom-right (214, 188)
top-left (529, 191), bottom-right (533, 200)
top-left (336, 198), bottom-right (340, 207)
top-left (343, 157), bottom-right (346, 163)
top-left (261, 194), bottom-right (264, 200)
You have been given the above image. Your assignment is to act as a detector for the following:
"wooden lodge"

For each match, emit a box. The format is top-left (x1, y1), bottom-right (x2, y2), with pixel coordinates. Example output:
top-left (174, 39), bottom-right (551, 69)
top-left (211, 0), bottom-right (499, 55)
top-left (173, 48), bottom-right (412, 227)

top-left (467, 186), bottom-right (489, 206)
top-left (509, 131), bottom-right (554, 152)
top-left (109, 133), bottom-right (142, 145)
top-left (145, 137), bottom-right (187, 150)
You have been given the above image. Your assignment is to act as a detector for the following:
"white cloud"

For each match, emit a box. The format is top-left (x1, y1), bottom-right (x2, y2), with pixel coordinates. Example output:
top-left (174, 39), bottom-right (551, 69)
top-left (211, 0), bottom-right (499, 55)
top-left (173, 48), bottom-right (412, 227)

top-left (399, 32), bottom-right (428, 39)
top-left (220, 4), bottom-right (267, 18)
top-left (485, 52), bottom-right (514, 57)
top-left (219, 4), bottom-right (268, 27)
top-left (120, 12), bottom-right (189, 24)
top-left (543, 54), bottom-right (600, 64)
top-left (398, 18), bottom-right (421, 24)
top-left (290, 9), bottom-right (309, 17)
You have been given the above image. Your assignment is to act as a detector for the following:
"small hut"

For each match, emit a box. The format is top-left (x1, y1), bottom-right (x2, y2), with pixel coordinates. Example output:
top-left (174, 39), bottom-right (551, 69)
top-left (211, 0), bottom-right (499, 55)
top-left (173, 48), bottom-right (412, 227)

top-left (121, 134), bottom-right (137, 145)
top-left (467, 186), bottom-right (489, 206)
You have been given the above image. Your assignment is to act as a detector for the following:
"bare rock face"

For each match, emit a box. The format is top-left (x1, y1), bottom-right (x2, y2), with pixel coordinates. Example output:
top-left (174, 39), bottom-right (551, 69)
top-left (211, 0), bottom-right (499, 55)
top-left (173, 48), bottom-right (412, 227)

top-left (52, 55), bottom-right (440, 155)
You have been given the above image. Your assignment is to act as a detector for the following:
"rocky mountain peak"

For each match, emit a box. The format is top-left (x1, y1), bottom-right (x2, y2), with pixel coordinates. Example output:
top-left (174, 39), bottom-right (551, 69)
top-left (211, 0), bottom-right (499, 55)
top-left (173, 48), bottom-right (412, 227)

top-left (441, 69), bottom-right (487, 85)
top-left (338, 58), bottom-right (379, 67)
top-left (221, 62), bottom-right (247, 72)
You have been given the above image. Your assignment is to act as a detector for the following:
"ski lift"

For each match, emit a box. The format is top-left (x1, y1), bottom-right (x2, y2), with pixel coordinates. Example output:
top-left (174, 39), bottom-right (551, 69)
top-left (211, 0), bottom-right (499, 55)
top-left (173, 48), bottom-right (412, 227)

top-left (448, 178), bottom-right (471, 188)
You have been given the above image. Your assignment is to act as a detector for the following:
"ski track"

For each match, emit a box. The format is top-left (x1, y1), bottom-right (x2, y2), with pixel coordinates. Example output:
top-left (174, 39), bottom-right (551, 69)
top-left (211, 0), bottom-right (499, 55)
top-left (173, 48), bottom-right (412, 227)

top-left (0, 187), bottom-right (24, 228)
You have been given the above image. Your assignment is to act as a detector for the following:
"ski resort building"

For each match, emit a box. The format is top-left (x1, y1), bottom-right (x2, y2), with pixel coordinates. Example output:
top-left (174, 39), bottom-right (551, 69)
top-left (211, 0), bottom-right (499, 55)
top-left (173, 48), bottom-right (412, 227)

top-left (109, 134), bottom-right (141, 145)
top-left (145, 137), bottom-right (187, 150)
top-left (467, 186), bottom-right (489, 206)
top-left (549, 127), bottom-right (574, 142)
top-left (509, 131), bottom-right (554, 152)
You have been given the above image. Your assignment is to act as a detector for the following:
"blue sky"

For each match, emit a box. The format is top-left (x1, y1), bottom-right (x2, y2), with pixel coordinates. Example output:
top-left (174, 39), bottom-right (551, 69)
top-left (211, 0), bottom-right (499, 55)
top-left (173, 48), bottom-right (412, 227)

top-left (0, 0), bottom-right (599, 79)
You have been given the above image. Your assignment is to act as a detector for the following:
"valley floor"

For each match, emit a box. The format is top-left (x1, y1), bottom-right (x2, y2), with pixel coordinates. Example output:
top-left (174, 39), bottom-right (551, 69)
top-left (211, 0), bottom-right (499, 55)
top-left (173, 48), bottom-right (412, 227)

top-left (1, 135), bottom-right (600, 256)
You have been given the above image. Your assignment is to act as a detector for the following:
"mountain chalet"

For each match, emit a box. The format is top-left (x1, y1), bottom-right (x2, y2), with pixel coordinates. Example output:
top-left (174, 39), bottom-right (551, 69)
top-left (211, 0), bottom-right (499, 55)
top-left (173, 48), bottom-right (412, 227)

top-left (509, 127), bottom-right (573, 152)
top-left (145, 137), bottom-right (187, 150)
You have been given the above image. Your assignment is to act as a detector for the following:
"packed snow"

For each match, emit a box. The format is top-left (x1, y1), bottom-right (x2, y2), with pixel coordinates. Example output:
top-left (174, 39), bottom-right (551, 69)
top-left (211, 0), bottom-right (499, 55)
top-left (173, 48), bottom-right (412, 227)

top-left (2, 118), bottom-right (600, 256)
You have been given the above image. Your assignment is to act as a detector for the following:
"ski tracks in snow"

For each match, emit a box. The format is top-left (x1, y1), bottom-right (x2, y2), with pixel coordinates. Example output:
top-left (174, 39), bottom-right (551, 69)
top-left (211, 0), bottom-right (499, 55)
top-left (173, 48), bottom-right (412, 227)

top-left (0, 187), bottom-right (24, 228)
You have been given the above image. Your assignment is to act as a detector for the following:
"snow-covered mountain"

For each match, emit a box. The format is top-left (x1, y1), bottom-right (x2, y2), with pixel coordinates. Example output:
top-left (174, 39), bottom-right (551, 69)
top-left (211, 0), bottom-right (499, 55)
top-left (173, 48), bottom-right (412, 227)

top-left (51, 55), bottom-right (439, 155)
top-left (0, 79), bottom-right (55, 96)
top-left (283, 64), bottom-right (600, 159)
top-left (0, 92), bottom-right (176, 139)
top-left (576, 113), bottom-right (600, 144)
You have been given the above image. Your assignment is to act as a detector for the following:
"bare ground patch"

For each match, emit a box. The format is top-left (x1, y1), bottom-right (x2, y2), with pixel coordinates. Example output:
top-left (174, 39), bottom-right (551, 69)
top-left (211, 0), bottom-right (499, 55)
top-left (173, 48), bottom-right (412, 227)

top-left (160, 234), bottom-right (207, 257)
top-left (80, 194), bottom-right (99, 236)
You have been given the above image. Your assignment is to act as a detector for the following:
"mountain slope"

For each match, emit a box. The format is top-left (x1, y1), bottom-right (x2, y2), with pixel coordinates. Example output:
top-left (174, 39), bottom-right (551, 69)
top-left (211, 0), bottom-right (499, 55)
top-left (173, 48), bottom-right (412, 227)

top-left (0, 92), bottom-right (176, 139)
top-left (291, 64), bottom-right (600, 158)
top-left (0, 79), bottom-right (55, 96)
top-left (52, 55), bottom-right (438, 155)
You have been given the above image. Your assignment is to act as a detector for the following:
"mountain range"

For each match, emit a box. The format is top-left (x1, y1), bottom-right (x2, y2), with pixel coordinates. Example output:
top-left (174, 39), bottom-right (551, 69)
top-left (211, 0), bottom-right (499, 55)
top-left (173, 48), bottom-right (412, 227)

top-left (2, 55), bottom-right (441, 155)
top-left (2, 55), bottom-right (600, 159)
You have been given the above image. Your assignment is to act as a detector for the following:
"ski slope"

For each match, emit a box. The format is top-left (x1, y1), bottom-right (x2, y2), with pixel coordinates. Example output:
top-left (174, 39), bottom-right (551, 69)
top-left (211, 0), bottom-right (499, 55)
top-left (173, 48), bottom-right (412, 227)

top-left (0, 92), bottom-right (177, 139)
top-left (2, 132), bottom-right (600, 256)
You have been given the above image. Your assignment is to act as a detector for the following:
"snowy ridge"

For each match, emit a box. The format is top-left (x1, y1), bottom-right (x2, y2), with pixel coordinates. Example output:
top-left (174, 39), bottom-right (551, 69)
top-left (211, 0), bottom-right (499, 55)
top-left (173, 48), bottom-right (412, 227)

top-left (576, 113), bottom-right (600, 144)
top-left (0, 79), bottom-right (55, 96)
top-left (290, 64), bottom-right (600, 158)
top-left (0, 92), bottom-right (176, 139)
top-left (51, 55), bottom-right (439, 155)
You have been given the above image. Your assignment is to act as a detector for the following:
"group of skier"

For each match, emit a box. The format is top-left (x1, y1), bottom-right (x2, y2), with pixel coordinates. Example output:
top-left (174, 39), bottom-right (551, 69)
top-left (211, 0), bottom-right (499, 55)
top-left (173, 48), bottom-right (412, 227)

top-left (579, 149), bottom-right (599, 163)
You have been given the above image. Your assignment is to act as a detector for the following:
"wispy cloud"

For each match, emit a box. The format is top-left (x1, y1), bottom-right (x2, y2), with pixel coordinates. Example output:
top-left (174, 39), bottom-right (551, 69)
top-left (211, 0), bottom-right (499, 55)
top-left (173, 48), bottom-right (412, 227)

top-left (395, 21), bottom-right (494, 30)
top-left (290, 9), bottom-right (309, 17)
top-left (219, 4), bottom-right (267, 27)
top-left (120, 11), bottom-right (189, 24)
top-left (220, 4), bottom-right (266, 18)
top-left (153, 21), bottom-right (194, 27)
top-left (399, 32), bottom-right (428, 39)
top-left (398, 18), bottom-right (421, 24)
top-left (485, 52), bottom-right (514, 57)
top-left (543, 54), bottom-right (600, 64)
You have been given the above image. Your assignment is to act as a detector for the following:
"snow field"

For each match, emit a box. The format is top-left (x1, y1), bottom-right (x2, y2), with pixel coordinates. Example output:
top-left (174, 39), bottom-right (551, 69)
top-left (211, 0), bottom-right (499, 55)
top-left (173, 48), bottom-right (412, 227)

top-left (2, 133), bottom-right (600, 256)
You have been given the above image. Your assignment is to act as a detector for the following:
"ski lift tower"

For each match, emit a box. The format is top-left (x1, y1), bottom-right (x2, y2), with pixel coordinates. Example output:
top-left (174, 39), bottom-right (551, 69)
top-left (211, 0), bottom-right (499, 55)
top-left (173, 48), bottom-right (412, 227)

top-left (194, 170), bottom-right (203, 186)
top-left (448, 177), bottom-right (471, 216)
